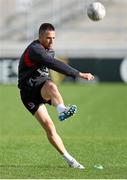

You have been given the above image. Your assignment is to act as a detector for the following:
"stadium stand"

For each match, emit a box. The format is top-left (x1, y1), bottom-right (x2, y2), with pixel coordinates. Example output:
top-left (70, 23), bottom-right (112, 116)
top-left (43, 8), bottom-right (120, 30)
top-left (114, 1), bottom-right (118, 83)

top-left (0, 0), bottom-right (127, 58)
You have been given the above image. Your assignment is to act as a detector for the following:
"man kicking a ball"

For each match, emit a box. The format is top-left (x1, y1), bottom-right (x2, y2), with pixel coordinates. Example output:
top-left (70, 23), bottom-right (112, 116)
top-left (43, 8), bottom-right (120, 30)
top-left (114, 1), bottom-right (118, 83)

top-left (18, 23), bottom-right (94, 169)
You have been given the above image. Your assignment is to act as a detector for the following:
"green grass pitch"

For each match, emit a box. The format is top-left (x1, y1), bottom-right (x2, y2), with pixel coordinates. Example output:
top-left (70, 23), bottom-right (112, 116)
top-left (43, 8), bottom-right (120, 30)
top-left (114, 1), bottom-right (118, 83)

top-left (0, 83), bottom-right (127, 179)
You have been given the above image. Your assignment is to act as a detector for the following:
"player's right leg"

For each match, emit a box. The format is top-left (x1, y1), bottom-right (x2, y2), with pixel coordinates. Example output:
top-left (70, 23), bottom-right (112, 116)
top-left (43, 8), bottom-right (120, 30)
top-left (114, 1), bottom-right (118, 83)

top-left (40, 80), bottom-right (77, 121)
top-left (34, 104), bottom-right (67, 154)
top-left (34, 105), bottom-right (85, 169)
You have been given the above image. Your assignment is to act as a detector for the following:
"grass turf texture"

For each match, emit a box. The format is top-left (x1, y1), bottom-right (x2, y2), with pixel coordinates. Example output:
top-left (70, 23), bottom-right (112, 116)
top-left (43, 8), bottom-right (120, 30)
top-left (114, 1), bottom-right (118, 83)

top-left (0, 83), bottom-right (127, 179)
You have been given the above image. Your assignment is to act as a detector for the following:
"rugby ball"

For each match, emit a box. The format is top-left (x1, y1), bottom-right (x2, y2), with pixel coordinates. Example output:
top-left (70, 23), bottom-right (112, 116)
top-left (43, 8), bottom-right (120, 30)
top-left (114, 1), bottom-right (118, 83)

top-left (87, 2), bottom-right (106, 21)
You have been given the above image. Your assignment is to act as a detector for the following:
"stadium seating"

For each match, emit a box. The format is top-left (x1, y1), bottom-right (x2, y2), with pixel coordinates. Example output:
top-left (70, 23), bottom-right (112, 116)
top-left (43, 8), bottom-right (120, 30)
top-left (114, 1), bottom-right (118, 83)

top-left (0, 0), bottom-right (127, 58)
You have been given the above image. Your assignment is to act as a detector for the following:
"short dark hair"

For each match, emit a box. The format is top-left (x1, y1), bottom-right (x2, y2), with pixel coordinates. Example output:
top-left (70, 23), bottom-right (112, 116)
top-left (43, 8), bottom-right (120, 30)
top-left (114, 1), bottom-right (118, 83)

top-left (39, 23), bottom-right (55, 36)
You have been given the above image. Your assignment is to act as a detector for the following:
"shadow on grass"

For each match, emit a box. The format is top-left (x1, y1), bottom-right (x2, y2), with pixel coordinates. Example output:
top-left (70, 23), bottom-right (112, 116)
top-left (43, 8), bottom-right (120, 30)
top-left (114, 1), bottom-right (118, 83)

top-left (0, 164), bottom-right (66, 169)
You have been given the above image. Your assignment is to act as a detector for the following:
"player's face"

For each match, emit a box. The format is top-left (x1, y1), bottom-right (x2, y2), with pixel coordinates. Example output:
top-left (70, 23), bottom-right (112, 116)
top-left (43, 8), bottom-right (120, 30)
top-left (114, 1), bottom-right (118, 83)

top-left (40, 31), bottom-right (55, 49)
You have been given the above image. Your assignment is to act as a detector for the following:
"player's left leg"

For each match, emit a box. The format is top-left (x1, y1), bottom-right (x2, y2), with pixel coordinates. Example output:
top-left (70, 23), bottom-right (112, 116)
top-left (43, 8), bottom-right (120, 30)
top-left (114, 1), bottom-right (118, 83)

top-left (40, 80), bottom-right (77, 121)
top-left (34, 105), bottom-right (84, 169)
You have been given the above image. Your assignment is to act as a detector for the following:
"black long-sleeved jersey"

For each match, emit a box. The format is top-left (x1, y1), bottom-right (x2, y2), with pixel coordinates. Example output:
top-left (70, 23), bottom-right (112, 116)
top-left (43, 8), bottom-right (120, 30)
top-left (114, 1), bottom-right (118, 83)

top-left (18, 40), bottom-right (79, 89)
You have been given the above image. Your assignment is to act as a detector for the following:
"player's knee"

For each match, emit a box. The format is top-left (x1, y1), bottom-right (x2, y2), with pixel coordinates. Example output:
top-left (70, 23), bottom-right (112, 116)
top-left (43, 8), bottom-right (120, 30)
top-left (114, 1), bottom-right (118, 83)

top-left (47, 81), bottom-right (58, 93)
top-left (41, 80), bottom-right (58, 100)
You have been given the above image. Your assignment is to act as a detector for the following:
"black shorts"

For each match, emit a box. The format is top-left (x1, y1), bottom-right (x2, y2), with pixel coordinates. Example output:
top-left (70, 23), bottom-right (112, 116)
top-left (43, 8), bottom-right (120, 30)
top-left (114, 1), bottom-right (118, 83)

top-left (20, 79), bottom-right (51, 115)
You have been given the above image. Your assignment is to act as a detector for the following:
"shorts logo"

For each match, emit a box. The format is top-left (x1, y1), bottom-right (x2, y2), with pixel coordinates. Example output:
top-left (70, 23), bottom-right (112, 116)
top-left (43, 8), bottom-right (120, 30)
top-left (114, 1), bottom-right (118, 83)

top-left (28, 102), bottom-right (35, 109)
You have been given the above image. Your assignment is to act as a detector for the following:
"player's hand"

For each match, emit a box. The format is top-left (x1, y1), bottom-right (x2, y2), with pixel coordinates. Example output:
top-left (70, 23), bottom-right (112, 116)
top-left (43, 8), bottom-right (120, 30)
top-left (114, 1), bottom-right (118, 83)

top-left (78, 72), bottom-right (94, 80)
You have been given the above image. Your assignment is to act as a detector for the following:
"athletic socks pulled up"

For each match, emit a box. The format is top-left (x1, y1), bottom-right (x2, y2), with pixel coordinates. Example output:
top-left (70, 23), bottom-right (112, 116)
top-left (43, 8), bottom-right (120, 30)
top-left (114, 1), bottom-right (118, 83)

top-left (63, 151), bottom-right (85, 169)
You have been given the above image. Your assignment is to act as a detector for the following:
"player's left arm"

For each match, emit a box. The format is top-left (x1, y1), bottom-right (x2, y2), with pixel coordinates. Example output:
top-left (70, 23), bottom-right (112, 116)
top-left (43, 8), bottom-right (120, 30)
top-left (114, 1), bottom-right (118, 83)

top-left (78, 72), bottom-right (94, 80)
top-left (30, 44), bottom-right (94, 80)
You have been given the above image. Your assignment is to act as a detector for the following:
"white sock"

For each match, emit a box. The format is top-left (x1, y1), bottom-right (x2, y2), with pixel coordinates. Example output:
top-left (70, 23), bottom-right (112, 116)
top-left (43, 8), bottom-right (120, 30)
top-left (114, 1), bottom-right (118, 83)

top-left (56, 104), bottom-right (66, 113)
top-left (63, 151), bottom-right (74, 163)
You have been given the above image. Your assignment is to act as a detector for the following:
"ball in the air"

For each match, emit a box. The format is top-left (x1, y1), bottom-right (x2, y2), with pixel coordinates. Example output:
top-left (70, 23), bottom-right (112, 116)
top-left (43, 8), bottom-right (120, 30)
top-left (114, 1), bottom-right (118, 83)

top-left (87, 2), bottom-right (106, 21)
